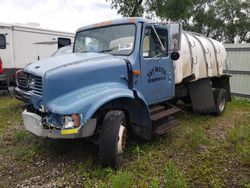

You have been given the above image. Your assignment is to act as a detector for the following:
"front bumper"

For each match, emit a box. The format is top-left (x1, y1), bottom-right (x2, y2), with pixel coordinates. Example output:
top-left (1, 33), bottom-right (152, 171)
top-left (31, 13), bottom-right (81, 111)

top-left (14, 87), bottom-right (31, 103)
top-left (22, 110), bottom-right (97, 139)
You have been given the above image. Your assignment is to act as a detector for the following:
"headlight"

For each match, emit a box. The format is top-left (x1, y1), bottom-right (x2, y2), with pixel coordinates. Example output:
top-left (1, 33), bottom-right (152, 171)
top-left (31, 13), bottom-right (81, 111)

top-left (63, 114), bottom-right (80, 129)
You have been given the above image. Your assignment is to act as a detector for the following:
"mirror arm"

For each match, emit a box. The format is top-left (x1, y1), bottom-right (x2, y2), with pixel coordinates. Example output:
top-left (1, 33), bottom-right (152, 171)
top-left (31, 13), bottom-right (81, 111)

top-left (151, 25), bottom-right (166, 52)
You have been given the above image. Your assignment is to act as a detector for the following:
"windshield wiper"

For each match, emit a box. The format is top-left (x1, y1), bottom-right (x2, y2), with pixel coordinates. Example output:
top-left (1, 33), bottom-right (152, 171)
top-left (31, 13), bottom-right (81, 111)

top-left (98, 49), bottom-right (113, 53)
top-left (98, 46), bottom-right (119, 53)
top-left (81, 50), bottom-right (91, 53)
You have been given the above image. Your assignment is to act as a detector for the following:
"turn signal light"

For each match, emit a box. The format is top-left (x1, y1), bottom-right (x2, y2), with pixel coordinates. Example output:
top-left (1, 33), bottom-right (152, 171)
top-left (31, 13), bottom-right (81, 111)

top-left (133, 69), bottom-right (141, 75)
top-left (72, 114), bottom-right (80, 127)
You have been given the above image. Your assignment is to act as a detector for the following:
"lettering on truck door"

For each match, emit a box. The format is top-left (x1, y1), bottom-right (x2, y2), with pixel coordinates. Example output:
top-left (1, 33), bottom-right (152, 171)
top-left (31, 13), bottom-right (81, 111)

top-left (140, 25), bottom-right (174, 104)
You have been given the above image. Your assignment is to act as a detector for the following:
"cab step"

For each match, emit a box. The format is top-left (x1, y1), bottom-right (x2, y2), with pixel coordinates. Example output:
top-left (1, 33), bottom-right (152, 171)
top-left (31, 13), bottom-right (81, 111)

top-left (149, 105), bottom-right (165, 115)
top-left (149, 104), bottom-right (181, 135)
top-left (154, 116), bottom-right (177, 135)
top-left (150, 104), bottom-right (181, 122)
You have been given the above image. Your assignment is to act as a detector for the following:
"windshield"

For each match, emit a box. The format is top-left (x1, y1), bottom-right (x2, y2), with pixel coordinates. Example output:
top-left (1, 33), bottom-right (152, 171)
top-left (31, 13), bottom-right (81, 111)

top-left (74, 24), bottom-right (136, 55)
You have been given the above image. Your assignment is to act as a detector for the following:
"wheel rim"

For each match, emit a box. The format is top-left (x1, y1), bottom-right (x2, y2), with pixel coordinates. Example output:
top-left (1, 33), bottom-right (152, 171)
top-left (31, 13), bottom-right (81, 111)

top-left (117, 123), bottom-right (127, 154)
top-left (219, 96), bottom-right (226, 112)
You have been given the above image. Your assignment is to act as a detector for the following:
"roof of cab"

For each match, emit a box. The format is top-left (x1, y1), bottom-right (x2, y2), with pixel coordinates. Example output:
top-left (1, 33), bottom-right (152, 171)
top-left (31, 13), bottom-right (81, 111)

top-left (76, 17), bottom-right (154, 33)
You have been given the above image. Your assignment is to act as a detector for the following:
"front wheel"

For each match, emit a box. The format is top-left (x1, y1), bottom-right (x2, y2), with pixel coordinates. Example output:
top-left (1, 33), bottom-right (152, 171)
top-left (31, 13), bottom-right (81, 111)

top-left (99, 110), bottom-right (127, 169)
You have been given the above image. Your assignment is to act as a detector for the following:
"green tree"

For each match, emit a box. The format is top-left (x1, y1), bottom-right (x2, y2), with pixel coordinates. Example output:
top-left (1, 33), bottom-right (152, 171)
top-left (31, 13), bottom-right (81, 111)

top-left (107, 0), bottom-right (250, 43)
top-left (187, 0), bottom-right (225, 40)
top-left (107, 0), bottom-right (144, 17)
top-left (216, 0), bottom-right (250, 43)
top-left (148, 0), bottom-right (194, 21)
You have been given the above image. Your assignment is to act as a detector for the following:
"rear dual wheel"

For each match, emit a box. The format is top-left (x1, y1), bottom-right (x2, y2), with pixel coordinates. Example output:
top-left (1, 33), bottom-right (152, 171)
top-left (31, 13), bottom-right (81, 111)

top-left (213, 88), bottom-right (227, 116)
top-left (99, 110), bottom-right (127, 169)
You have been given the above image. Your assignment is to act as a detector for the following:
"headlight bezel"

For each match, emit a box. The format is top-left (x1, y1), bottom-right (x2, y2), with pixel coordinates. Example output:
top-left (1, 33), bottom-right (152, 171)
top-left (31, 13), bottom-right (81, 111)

top-left (63, 114), bottom-right (80, 129)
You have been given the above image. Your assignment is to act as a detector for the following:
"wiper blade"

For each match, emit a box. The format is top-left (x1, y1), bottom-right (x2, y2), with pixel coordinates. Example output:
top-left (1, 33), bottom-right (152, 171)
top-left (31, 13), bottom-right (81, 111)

top-left (98, 49), bottom-right (113, 53)
top-left (98, 46), bottom-right (119, 53)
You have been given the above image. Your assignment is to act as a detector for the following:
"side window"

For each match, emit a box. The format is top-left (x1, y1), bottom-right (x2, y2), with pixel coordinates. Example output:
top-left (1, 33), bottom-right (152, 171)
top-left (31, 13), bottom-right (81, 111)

top-left (142, 27), bottom-right (168, 58)
top-left (58, 37), bottom-right (71, 49)
top-left (0, 34), bottom-right (6, 49)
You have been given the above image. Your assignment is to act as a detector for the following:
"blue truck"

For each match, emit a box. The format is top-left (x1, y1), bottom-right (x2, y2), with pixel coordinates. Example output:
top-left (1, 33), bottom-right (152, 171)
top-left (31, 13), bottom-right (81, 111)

top-left (21, 17), bottom-right (231, 168)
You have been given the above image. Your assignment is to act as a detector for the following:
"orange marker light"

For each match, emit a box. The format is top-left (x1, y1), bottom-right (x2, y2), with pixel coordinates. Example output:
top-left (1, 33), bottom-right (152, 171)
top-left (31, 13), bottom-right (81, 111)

top-left (133, 69), bottom-right (141, 75)
top-left (129, 17), bottom-right (136, 23)
top-left (72, 114), bottom-right (80, 127)
top-left (106, 20), bottom-right (112, 25)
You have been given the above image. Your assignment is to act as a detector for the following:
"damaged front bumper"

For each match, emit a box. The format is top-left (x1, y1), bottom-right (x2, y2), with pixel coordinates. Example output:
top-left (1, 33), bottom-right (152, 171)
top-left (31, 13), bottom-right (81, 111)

top-left (22, 110), bottom-right (97, 139)
top-left (14, 87), bottom-right (31, 103)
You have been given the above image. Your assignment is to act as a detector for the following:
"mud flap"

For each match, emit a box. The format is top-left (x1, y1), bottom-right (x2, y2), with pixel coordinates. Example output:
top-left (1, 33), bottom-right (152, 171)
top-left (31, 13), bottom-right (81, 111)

top-left (188, 78), bottom-right (216, 114)
top-left (211, 75), bottom-right (231, 102)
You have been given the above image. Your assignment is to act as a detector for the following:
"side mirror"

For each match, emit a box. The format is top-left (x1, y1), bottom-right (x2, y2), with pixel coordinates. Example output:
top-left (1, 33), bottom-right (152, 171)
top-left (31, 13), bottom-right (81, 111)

top-left (170, 51), bottom-right (180, 61)
top-left (58, 37), bottom-right (71, 49)
top-left (169, 23), bottom-right (182, 51)
top-left (0, 34), bottom-right (6, 49)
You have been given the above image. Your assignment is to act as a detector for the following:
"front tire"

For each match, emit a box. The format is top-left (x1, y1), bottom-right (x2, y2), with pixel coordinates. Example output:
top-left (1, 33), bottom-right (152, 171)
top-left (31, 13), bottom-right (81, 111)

top-left (99, 110), bottom-right (127, 169)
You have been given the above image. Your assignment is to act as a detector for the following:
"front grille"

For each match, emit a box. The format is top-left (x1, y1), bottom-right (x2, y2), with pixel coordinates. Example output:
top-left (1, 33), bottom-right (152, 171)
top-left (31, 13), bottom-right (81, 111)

top-left (16, 75), bottom-right (29, 90)
top-left (29, 75), bottom-right (43, 97)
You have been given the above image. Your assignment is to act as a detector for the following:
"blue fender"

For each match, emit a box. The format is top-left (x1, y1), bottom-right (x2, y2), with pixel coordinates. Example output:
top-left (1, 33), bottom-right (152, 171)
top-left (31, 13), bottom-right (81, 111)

top-left (46, 83), bottom-right (153, 140)
top-left (46, 83), bottom-right (135, 124)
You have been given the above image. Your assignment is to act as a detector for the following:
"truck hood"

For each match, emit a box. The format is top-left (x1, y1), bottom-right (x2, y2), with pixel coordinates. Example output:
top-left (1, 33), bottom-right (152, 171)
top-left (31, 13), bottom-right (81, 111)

top-left (23, 52), bottom-right (115, 76)
top-left (24, 52), bottom-right (129, 109)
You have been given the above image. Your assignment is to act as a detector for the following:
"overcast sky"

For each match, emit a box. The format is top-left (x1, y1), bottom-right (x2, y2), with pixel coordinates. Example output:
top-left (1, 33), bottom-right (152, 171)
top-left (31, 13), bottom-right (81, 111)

top-left (0, 0), bottom-right (121, 33)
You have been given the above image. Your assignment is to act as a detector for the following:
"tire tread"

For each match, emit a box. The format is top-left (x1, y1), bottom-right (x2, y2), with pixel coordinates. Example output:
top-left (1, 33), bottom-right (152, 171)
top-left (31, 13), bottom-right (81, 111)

top-left (99, 110), bottom-right (125, 168)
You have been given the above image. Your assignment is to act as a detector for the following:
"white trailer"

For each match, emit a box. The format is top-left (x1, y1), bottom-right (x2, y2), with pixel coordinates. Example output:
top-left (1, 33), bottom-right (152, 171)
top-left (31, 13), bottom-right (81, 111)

top-left (0, 23), bottom-right (74, 85)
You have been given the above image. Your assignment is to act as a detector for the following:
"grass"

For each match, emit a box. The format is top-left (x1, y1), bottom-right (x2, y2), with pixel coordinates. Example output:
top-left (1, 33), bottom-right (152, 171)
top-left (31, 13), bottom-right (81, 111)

top-left (111, 171), bottom-right (133, 188)
top-left (0, 95), bottom-right (250, 187)
top-left (165, 160), bottom-right (188, 188)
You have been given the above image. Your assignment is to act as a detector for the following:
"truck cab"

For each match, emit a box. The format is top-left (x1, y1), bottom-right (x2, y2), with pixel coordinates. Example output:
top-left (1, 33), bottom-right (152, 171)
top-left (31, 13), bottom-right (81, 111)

top-left (21, 18), bottom-right (230, 168)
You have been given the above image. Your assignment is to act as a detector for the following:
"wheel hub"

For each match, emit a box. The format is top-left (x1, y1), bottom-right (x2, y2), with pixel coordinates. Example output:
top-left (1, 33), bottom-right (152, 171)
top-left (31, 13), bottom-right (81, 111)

top-left (219, 96), bottom-right (226, 112)
top-left (117, 123), bottom-right (127, 154)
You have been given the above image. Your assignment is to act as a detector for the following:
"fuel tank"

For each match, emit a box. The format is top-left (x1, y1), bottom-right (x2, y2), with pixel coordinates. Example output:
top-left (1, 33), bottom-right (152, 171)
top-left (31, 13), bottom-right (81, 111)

top-left (174, 31), bottom-right (227, 84)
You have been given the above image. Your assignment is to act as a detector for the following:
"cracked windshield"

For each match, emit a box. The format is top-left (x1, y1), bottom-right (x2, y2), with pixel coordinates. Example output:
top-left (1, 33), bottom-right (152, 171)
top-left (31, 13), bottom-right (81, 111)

top-left (74, 24), bottom-right (135, 55)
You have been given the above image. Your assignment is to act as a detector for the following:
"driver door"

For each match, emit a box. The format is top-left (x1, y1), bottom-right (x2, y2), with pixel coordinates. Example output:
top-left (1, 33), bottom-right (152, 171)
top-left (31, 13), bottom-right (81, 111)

top-left (140, 24), bottom-right (174, 104)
